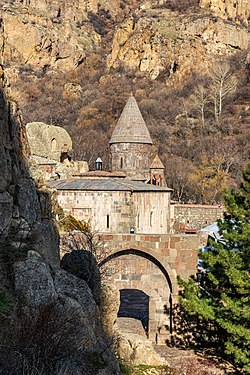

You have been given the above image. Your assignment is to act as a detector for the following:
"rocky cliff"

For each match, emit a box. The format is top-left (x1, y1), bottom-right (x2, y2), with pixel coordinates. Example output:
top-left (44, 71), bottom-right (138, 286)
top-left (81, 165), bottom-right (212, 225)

top-left (200, 0), bottom-right (250, 26)
top-left (108, 6), bottom-right (249, 83)
top-left (0, 44), bottom-right (121, 375)
top-left (0, 74), bottom-right (59, 264)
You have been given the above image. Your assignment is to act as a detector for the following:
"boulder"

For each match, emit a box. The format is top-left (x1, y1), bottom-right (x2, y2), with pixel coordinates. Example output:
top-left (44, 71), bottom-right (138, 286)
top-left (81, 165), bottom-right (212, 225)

top-left (115, 317), bottom-right (167, 367)
top-left (14, 250), bottom-right (57, 305)
top-left (61, 249), bottom-right (101, 305)
top-left (116, 330), bottom-right (166, 366)
top-left (13, 250), bottom-right (122, 374)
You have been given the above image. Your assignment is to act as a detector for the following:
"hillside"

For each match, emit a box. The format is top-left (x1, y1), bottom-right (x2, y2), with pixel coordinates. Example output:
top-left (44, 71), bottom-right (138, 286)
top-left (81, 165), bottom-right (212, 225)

top-left (1, 0), bottom-right (250, 203)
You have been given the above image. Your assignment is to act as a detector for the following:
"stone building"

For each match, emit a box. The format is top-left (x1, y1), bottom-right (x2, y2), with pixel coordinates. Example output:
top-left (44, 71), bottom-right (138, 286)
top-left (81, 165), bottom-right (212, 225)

top-left (50, 95), bottom-right (172, 234)
top-left (52, 178), bottom-right (172, 234)
top-left (46, 95), bottom-right (223, 344)
top-left (47, 95), bottom-right (226, 342)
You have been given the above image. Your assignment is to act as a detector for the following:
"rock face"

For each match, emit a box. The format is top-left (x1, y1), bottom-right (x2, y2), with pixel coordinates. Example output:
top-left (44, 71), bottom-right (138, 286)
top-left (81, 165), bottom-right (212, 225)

top-left (14, 250), bottom-right (121, 374)
top-left (200, 0), bottom-right (250, 26)
top-left (26, 121), bottom-right (89, 181)
top-left (108, 7), bottom-right (249, 82)
top-left (0, 58), bottom-right (120, 373)
top-left (0, 0), bottom-right (128, 74)
top-left (1, 1), bottom-right (99, 72)
top-left (61, 249), bottom-right (102, 305)
top-left (0, 80), bottom-right (59, 265)
top-left (26, 122), bottom-right (73, 162)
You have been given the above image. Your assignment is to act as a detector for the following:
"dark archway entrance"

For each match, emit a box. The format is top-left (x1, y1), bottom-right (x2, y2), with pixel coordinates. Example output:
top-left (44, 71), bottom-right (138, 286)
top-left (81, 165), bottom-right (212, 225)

top-left (118, 289), bottom-right (149, 334)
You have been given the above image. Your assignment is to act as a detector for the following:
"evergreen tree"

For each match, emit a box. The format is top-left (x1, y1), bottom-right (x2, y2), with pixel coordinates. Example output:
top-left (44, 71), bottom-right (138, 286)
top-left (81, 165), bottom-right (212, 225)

top-left (179, 163), bottom-right (250, 373)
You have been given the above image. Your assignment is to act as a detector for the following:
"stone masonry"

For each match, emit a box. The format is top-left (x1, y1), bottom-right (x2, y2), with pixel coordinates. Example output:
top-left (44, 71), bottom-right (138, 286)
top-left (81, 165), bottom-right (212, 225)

top-left (173, 204), bottom-right (224, 232)
top-left (99, 233), bottom-right (198, 343)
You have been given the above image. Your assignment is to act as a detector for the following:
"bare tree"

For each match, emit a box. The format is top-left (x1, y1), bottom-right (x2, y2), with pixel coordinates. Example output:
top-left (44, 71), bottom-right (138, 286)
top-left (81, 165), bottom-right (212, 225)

top-left (210, 63), bottom-right (237, 123)
top-left (190, 85), bottom-right (210, 132)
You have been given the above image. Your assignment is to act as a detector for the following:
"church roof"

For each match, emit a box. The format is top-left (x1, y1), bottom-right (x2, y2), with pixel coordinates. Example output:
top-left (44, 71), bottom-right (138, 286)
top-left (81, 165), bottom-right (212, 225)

top-left (49, 178), bottom-right (172, 192)
top-left (110, 95), bottom-right (153, 144)
top-left (150, 155), bottom-right (165, 169)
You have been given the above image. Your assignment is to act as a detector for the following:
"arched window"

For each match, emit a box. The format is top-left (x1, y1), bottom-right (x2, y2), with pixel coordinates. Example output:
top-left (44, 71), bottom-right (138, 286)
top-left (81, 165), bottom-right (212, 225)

top-left (150, 212), bottom-right (153, 227)
top-left (51, 138), bottom-right (57, 151)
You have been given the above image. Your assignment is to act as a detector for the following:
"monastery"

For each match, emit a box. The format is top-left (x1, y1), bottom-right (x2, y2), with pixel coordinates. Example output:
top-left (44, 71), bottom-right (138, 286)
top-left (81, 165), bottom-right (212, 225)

top-left (26, 95), bottom-right (224, 342)
top-left (50, 95), bottom-right (173, 235)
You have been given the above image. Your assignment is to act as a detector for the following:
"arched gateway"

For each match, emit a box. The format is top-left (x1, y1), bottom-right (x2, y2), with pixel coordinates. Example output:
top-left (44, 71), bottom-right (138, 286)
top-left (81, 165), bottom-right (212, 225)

top-left (99, 247), bottom-right (176, 342)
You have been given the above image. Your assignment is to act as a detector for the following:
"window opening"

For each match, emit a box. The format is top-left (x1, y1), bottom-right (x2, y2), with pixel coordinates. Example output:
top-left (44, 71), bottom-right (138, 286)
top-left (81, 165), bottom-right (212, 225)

top-left (150, 212), bottom-right (153, 227)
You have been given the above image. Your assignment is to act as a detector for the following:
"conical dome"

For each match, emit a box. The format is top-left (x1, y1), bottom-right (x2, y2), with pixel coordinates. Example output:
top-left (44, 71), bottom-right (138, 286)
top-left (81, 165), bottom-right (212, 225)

top-left (150, 155), bottom-right (165, 170)
top-left (110, 96), bottom-right (153, 144)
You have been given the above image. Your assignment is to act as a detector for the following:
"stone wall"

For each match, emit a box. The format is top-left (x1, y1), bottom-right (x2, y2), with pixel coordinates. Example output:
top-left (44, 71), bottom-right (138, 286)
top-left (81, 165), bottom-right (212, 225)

top-left (173, 204), bottom-right (224, 232)
top-left (56, 189), bottom-right (171, 234)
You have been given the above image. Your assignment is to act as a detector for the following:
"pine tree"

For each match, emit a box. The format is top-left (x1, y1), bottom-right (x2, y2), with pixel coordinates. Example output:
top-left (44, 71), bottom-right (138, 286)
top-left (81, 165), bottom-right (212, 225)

top-left (179, 163), bottom-right (250, 373)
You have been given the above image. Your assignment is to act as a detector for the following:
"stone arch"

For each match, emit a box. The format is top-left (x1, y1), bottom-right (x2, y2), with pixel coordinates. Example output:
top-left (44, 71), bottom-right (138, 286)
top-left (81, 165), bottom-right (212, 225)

top-left (99, 248), bottom-right (175, 336)
top-left (99, 247), bottom-right (175, 294)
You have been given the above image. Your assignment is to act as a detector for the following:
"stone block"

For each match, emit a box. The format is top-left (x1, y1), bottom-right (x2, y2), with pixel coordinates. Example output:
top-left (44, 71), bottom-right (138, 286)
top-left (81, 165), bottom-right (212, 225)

top-left (170, 236), bottom-right (180, 249)
top-left (103, 234), bottom-right (114, 241)
top-left (161, 247), bottom-right (170, 256)
top-left (169, 248), bottom-right (177, 258)
top-left (150, 236), bottom-right (160, 242)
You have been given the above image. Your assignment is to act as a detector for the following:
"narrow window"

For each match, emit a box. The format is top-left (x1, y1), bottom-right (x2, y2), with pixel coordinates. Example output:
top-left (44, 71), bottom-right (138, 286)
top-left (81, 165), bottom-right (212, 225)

top-left (51, 138), bottom-right (57, 151)
top-left (120, 157), bottom-right (123, 169)
top-left (150, 212), bottom-right (153, 227)
top-left (107, 215), bottom-right (110, 229)
top-left (137, 214), bottom-right (140, 229)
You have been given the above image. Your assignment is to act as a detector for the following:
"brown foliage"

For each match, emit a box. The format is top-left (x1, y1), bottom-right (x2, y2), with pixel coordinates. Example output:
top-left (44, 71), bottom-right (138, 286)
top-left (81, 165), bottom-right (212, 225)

top-left (0, 301), bottom-right (86, 374)
top-left (13, 42), bottom-right (250, 204)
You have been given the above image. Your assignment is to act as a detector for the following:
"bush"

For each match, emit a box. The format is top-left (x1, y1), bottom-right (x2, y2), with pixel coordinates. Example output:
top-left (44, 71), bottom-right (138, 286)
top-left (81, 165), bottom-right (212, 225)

top-left (0, 300), bottom-right (85, 374)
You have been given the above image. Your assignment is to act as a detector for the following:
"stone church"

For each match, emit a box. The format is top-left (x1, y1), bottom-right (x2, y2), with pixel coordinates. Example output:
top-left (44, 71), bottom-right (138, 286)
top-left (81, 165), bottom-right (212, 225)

top-left (50, 95), bottom-right (173, 235)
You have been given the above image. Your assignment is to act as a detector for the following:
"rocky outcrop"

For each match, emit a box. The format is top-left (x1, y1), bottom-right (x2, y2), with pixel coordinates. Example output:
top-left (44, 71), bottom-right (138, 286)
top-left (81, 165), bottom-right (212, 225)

top-left (26, 122), bottom-right (89, 181)
top-left (115, 318), bottom-right (166, 366)
top-left (26, 122), bottom-right (73, 162)
top-left (200, 0), bottom-right (250, 26)
top-left (1, 1), bottom-right (100, 72)
top-left (0, 80), bottom-right (59, 265)
top-left (108, 8), bottom-right (249, 82)
top-left (61, 249), bottom-right (101, 305)
top-left (13, 250), bottom-right (121, 374)
top-left (0, 0), bottom-right (132, 74)
top-left (100, 284), bottom-right (166, 367)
